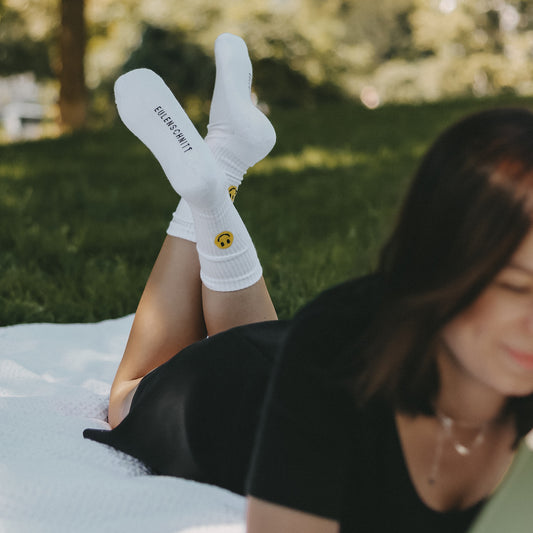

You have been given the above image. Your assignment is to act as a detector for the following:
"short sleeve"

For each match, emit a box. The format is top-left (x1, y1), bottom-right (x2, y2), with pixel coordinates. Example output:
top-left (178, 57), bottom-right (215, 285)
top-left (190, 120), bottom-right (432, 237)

top-left (246, 276), bottom-right (379, 520)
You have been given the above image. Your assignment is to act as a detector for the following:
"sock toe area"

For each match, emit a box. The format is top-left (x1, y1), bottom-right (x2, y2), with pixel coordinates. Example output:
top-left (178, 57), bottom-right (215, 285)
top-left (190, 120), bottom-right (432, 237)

top-left (114, 68), bottom-right (163, 101)
top-left (214, 33), bottom-right (248, 57)
top-left (113, 68), bottom-right (227, 208)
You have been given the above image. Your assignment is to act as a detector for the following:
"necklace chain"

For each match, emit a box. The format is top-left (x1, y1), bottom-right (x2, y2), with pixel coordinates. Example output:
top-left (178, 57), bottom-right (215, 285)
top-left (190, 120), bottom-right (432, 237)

top-left (428, 411), bottom-right (490, 485)
top-left (436, 411), bottom-right (488, 456)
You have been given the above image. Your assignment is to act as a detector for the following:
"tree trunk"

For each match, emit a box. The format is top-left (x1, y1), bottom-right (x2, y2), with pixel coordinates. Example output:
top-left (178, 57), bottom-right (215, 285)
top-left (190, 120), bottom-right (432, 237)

top-left (59, 0), bottom-right (87, 131)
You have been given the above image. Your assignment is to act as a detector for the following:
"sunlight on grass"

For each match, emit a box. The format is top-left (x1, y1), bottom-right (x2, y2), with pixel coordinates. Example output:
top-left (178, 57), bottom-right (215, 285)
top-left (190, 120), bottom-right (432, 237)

top-left (0, 162), bottom-right (29, 180)
top-left (251, 146), bottom-right (368, 175)
top-left (249, 143), bottom-right (428, 176)
top-left (0, 189), bottom-right (32, 208)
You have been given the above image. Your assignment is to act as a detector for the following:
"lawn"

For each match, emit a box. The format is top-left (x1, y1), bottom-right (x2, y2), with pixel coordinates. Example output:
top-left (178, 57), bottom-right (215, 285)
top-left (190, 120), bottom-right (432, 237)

top-left (1, 96), bottom-right (532, 325)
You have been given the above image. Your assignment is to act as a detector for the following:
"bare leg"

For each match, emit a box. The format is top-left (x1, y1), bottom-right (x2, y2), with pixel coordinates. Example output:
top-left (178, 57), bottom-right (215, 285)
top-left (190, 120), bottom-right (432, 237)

top-left (109, 234), bottom-right (277, 427)
top-left (109, 38), bottom-right (277, 427)
top-left (203, 281), bottom-right (277, 336)
top-left (109, 236), bottom-right (203, 426)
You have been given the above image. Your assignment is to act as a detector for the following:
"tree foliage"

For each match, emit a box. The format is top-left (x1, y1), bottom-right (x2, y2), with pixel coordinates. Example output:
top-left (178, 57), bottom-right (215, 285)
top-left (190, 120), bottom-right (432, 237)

top-left (0, 0), bottom-right (54, 77)
top-left (2, 0), bottom-right (533, 113)
top-left (121, 25), bottom-right (216, 103)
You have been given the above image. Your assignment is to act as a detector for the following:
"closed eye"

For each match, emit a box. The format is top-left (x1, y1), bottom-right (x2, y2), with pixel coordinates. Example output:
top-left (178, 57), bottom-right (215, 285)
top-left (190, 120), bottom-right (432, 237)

top-left (496, 282), bottom-right (532, 294)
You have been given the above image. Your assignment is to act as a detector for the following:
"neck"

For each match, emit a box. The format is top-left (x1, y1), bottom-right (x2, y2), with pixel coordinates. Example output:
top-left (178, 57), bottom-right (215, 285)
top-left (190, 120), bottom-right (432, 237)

top-left (435, 341), bottom-right (509, 427)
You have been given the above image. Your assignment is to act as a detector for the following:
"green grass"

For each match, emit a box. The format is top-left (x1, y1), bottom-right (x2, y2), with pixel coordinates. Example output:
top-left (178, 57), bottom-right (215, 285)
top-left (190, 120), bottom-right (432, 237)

top-left (1, 96), bottom-right (532, 325)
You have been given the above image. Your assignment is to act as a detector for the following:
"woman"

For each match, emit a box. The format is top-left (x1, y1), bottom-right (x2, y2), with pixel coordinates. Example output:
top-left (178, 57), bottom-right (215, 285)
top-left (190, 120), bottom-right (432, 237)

top-left (84, 34), bottom-right (533, 533)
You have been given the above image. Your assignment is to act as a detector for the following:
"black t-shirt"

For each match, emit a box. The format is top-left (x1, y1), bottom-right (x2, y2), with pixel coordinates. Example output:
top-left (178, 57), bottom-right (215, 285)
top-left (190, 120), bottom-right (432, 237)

top-left (246, 275), bottom-right (484, 532)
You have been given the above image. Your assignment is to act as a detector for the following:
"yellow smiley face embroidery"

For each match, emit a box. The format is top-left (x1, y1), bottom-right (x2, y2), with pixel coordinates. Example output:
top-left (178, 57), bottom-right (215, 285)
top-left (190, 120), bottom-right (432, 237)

top-left (228, 186), bottom-right (238, 202)
top-left (215, 231), bottom-right (234, 249)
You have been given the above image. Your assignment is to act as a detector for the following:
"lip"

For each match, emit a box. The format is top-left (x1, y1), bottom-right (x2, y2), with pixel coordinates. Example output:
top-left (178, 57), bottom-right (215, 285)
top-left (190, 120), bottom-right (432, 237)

top-left (504, 346), bottom-right (533, 370)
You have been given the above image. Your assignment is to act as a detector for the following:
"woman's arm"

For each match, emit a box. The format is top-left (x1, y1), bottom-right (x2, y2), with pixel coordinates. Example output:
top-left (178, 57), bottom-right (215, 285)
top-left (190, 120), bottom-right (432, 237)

top-left (246, 497), bottom-right (339, 533)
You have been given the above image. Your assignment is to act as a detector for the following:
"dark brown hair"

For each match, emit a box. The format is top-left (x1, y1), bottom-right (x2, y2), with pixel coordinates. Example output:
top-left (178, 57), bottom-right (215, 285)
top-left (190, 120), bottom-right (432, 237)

top-left (356, 108), bottom-right (533, 440)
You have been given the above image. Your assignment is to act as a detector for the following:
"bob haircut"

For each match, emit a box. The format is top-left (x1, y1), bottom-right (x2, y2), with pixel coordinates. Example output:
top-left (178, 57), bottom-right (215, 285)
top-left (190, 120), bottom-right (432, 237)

top-left (356, 108), bottom-right (533, 442)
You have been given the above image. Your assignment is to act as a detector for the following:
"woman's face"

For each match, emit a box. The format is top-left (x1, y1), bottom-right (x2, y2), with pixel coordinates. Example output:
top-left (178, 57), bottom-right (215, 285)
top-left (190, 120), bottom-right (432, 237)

top-left (440, 229), bottom-right (533, 399)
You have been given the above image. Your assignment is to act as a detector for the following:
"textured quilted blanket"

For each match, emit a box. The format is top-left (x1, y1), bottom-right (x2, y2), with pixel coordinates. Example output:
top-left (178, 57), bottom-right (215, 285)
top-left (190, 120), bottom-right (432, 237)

top-left (0, 316), bottom-right (245, 533)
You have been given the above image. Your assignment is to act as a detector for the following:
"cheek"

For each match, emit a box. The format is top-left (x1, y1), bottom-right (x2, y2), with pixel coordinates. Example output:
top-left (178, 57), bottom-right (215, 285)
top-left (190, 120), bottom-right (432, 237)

top-left (441, 294), bottom-right (506, 361)
top-left (439, 315), bottom-right (495, 388)
top-left (444, 306), bottom-right (486, 347)
top-left (441, 319), bottom-right (482, 361)
top-left (439, 290), bottom-right (533, 396)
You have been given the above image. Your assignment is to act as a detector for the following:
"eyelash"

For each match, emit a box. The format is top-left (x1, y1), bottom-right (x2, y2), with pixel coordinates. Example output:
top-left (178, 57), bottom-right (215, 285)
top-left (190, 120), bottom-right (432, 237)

top-left (496, 282), bottom-right (531, 294)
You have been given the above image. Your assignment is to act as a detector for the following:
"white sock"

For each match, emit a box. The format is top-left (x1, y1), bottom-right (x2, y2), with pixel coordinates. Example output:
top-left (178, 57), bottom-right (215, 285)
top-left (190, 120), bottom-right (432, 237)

top-left (115, 68), bottom-right (225, 210)
top-left (167, 200), bottom-right (195, 242)
top-left (191, 196), bottom-right (262, 291)
top-left (115, 68), bottom-right (262, 291)
top-left (167, 32), bottom-right (276, 242)
top-left (206, 32), bottom-right (276, 189)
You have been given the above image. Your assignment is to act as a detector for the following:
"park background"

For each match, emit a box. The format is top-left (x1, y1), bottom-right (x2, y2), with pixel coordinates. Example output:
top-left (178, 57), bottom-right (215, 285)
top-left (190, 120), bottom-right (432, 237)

top-left (1, 0), bottom-right (533, 326)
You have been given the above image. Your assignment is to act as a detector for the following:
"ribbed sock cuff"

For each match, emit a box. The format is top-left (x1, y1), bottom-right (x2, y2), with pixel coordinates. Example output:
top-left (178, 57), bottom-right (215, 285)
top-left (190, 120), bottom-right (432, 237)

top-left (198, 249), bottom-right (263, 291)
top-left (191, 198), bottom-right (262, 292)
top-left (166, 200), bottom-right (196, 242)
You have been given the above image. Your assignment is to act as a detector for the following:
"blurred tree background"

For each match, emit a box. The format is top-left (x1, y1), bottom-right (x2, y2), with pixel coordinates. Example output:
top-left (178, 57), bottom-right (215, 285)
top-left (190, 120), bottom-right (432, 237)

top-left (1, 0), bottom-right (533, 134)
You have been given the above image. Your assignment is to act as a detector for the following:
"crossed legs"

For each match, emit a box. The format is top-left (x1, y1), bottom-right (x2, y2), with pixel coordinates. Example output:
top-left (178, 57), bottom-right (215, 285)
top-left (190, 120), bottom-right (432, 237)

top-left (108, 34), bottom-right (277, 428)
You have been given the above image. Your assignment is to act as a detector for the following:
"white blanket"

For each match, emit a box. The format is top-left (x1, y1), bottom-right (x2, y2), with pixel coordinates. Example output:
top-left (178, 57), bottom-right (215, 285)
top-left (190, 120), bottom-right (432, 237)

top-left (0, 316), bottom-right (246, 533)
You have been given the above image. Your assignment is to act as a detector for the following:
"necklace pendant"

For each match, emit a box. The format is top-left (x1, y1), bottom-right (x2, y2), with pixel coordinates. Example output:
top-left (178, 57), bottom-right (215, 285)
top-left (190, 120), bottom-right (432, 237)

top-left (454, 443), bottom-right (471, 456)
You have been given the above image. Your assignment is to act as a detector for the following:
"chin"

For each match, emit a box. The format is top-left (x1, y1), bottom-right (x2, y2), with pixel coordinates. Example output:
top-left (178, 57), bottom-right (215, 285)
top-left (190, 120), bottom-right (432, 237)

top-left (497, 380), bottom-right (533, 398)
top-left (506, 388), bottom-right (533, 398)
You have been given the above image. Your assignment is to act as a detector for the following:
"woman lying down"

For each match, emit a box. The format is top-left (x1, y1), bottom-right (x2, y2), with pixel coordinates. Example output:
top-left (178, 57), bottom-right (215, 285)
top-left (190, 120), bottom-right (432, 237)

top-left (84, 33), bottom-right (533, 533)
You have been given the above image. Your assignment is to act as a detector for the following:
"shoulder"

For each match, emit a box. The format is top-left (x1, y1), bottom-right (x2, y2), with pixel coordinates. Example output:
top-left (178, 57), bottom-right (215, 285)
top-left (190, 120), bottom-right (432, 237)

top-left (295, 273), bottom-right (382, 320)
top-left (282, 274), bottom-right (383, 370)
